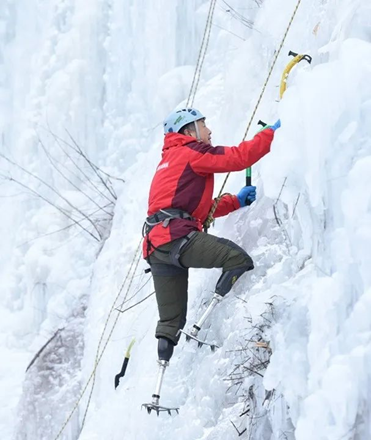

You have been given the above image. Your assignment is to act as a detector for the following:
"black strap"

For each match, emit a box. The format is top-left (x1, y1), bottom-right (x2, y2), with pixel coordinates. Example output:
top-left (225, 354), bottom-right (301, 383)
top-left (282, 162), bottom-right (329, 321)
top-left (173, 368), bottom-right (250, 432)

top-left (169, 231), bottom-right (196, 269)
top-left (145, 208), bottom-right (194, 228)
top-left (143, 208), bottom-right (195, 256)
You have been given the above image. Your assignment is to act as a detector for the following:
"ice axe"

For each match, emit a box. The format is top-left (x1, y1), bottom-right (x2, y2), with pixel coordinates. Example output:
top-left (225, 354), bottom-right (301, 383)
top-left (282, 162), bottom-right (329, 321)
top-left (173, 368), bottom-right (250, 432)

top-left (245, 50), bottom-right (312, 191)
top-left (280, 51), bottom-right (312, 98)
top-left (114, 338), bottom-right (135, 389)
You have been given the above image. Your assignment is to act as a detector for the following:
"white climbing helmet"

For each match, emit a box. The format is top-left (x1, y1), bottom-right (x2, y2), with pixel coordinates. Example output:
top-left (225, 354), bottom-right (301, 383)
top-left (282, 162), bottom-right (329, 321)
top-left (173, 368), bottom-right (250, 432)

top-left (163, 108), bottom-right (205, 134)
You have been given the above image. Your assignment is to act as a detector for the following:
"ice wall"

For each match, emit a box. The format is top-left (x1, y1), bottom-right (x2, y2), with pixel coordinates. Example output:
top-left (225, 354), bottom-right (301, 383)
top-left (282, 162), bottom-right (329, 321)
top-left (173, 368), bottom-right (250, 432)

top-left (1, 0), bottom-right (371, 439)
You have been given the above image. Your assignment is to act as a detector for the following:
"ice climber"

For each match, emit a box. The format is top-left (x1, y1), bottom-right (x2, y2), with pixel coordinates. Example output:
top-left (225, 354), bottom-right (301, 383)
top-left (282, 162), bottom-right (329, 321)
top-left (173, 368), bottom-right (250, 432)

top-left (142, 107), bottom-right (280, 412)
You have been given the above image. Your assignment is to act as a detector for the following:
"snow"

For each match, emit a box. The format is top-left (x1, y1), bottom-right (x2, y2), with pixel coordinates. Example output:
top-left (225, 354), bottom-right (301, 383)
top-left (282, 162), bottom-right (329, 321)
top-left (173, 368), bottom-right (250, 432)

top-left (1, 0), bottom-right (371, 439)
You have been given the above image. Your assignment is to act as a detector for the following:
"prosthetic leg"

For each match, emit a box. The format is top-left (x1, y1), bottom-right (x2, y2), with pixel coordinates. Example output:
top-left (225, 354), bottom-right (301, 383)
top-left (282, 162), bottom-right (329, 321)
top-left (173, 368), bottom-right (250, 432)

top-left (142, 338), bottom-right (179, 415)
top-left (179, 293), bottom-right (222, 350)
top-left (180, 266), bottom-right (249, 349)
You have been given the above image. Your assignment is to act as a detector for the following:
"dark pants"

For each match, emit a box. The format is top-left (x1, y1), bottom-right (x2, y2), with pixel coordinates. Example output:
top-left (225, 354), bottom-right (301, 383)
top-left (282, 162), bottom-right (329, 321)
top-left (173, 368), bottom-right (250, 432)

top-left (149, 232), bottom-right (253, 345)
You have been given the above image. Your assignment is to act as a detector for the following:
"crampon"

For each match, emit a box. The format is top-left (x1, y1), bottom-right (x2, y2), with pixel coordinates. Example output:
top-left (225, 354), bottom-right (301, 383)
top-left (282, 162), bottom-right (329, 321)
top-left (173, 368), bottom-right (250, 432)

top-left (142, 360), bottom-right (179, 416)
top-left (178, 293), bottom-right (222, 351)
top-left (141, 401), bottom-right (179, 416)
top-left (179, 328), bottom-right (219, 351)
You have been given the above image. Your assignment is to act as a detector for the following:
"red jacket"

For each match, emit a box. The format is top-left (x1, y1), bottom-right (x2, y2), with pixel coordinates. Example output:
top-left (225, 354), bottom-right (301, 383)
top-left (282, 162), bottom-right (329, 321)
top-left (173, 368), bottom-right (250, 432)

top-left (143, 128), bottom-right (274, 257)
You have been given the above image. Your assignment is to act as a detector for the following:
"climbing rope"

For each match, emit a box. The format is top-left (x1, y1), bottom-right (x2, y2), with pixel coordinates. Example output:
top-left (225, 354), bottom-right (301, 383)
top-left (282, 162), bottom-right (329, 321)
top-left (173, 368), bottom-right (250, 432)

top-left (79, 239), bottom-right (143, 430)
top-left (54, 239), bottom-right (143, 440)
top-left (204, 0), bottom-right (303, 230)
top-left (187, 0), bottom-right (217, 107)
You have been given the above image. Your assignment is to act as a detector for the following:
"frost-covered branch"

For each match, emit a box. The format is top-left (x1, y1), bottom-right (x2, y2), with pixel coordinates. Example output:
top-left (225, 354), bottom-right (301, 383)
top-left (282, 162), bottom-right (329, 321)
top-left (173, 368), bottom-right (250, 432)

top-left (221, 0), bottom-right (255, 29)
top-left (37, 135), bottom-right (114, 218)
top-left (65, 129), bottom-right (119, 201)
top-left (48, 132), bottom-right (116, 205)
top-left (230, 419), bottom-right (247, 437)
top-left (26, 328), bottom-right (65, 372)
top-left (116, 290), bottom-right (155, 314)
top-left (292, 193), bottom-right (301, 217)
top-left (18, 202), bottom-right (113, 247)
top-left (273, 177), bottom-right (292, 247)
top-left (227, 306), bottom-right (276, 436)
top-left (0, 173), bottom-right (100, 241)
top-left (0, 153), bottom-right (103, 239)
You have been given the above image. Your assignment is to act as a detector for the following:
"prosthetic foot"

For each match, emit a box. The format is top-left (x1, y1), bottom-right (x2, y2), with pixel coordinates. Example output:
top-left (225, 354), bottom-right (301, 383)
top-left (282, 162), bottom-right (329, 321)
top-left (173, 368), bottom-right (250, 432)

top-left (142, 338), bottom-right (179, 415)
top-left (179, 293), bottom-right (223, 350)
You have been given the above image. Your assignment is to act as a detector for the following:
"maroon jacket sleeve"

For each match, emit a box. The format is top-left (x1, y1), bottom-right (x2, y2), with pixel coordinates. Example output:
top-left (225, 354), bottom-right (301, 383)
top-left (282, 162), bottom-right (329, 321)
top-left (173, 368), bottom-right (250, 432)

top-left (212, 194), bottom-right (241, 218)
top-left (187, 128), bottom-right (274, 174)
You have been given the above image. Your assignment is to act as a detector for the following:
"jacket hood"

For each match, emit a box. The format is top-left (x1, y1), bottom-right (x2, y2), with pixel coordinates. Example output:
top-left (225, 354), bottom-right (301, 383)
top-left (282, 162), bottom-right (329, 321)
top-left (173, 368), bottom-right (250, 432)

top-left (163, 132), bottom-right (196, 151)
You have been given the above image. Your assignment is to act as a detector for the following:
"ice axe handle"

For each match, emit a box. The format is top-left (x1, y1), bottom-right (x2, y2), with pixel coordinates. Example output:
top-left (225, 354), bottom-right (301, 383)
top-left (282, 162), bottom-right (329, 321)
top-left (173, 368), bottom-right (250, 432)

top-left (245, 172), bottom-right (251, 187)
top-left (244, 120), bottom-right (267, 204)
top-left (245, 168), bottom-right (252, 205)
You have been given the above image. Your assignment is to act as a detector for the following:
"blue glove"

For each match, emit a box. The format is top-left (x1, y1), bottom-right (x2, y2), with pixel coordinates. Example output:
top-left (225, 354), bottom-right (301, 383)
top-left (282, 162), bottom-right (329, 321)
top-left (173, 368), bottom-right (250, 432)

top-left (271, 119), bottom-right (281, 131)
top-left (237, 185), bottom-right (256, 207)
top-left (257, 119), bottom-right (281, 133)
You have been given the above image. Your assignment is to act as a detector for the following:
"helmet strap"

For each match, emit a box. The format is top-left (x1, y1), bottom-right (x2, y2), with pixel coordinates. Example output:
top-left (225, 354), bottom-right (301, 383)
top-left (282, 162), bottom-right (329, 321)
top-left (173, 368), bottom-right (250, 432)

top-left (194, 121), bottom-right (201, 141)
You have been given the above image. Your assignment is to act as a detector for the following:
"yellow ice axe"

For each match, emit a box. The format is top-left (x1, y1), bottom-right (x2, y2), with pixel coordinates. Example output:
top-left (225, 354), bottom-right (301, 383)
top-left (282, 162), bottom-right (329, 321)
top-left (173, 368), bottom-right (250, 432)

top-left (280, 51), bottom-right (312, 99)
top-left (246, 51), bottom-right (312, 190)
top-left (114, 338), bottom-right (136, 389)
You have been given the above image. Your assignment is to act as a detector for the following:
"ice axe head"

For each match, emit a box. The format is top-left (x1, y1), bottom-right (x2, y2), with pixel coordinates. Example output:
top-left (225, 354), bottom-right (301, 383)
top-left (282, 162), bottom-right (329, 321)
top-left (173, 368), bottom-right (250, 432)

top-left (288, 50), bottom-right (312, 64)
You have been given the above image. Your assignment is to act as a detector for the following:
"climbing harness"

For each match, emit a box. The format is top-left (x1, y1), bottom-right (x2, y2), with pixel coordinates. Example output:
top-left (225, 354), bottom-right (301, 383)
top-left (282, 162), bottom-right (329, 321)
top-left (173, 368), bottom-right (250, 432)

top-left (142, 208), bottom-right (196, 263)
top-left (144, 209), bottom-right (195, 230)
top-left (114, 338), bottom-right (136, 389)
top-left (204, 0), bottom-right (304, 232)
